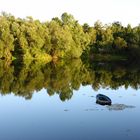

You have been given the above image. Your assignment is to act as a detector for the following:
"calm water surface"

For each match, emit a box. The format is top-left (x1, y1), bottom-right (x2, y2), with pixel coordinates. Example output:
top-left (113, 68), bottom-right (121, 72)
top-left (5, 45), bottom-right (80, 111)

top-left (0, 60), bottom-right (140, 140)
top-left (0, 86), bottom-right (140, 140)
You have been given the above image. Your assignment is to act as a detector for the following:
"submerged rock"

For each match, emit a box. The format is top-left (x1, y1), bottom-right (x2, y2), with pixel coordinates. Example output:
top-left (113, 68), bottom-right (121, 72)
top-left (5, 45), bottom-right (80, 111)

top-left (107, 104), bottom-right (135, 111)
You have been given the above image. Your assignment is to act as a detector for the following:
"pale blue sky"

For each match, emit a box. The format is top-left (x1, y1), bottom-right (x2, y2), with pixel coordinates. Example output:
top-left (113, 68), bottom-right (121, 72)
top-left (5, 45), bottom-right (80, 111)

top-left (0, 0), bottom-right (140, 26)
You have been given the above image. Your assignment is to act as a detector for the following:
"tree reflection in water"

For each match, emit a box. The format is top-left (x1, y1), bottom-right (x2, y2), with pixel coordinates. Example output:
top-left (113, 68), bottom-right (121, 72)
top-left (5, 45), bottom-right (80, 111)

top-left (0, 59), bottom-right (140, 101)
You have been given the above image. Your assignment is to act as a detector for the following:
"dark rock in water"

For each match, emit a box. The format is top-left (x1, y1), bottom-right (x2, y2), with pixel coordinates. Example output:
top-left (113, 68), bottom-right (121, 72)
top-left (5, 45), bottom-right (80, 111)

top-left (96, 94), bottom-right (112, 106)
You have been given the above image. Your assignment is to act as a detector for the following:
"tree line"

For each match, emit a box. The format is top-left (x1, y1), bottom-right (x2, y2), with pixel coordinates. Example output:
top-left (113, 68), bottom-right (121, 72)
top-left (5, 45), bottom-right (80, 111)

top-left (0, 12), bottom-right (140, 61)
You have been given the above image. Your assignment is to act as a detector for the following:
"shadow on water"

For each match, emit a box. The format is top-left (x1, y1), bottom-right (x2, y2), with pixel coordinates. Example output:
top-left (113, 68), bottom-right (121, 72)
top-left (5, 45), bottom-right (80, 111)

top-left (106, 104), bottom-right (135, 111)
top-left (0, 59), bottom-right (140, 101)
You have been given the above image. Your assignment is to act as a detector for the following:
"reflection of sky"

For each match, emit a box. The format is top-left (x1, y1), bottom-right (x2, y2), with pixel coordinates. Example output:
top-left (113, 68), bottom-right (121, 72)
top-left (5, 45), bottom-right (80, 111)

top-left (0, 86), bottom-right (140, 140)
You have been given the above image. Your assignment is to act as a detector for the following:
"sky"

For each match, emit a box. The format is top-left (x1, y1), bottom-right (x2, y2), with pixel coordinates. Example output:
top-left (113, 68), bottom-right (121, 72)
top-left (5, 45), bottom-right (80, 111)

top-left (0, 0), bottom-right (140, 26)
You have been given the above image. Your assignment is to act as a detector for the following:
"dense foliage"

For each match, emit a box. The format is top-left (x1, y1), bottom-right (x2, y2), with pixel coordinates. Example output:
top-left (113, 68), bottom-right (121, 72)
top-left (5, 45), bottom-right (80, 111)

top-left (0, 12), bottom-right (140, 62)
top-left (1, 12), bottom-right (140, 100)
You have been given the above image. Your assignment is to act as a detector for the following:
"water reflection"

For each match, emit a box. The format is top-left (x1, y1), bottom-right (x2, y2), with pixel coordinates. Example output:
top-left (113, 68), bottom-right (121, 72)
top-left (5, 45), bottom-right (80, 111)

top-left (0, 59), bottom-right (140, 101)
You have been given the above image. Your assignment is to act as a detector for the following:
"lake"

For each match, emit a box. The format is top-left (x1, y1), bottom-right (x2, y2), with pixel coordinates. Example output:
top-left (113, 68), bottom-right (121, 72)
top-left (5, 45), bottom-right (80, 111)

top-left (0, 60), bottom-right (140, 140)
